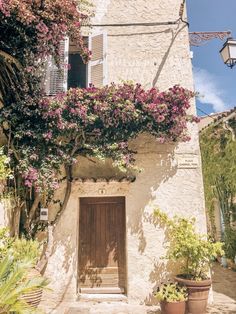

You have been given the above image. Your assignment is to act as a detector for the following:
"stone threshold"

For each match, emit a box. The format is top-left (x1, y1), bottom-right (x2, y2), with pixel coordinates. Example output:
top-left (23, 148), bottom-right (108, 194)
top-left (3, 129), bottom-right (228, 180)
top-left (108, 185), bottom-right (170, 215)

top-left (78, 293), bottom-right (128, 303)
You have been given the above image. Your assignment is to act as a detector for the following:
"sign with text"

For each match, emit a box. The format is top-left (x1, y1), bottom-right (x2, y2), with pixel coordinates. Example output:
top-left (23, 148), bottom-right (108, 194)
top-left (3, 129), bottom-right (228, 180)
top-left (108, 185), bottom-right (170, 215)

top-left (177, 155), bottom-right (199, 169)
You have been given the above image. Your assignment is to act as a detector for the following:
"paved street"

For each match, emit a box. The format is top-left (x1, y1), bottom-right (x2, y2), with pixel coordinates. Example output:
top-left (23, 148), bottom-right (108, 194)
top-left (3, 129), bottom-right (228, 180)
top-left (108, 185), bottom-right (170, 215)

top-left (207, 263), bottom-right (236, 314)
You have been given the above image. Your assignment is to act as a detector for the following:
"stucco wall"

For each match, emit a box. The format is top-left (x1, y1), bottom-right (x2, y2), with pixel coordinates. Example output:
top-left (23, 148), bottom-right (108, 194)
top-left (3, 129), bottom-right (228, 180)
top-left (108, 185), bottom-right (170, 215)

top-left (41, 0), bottom-right (207, 311)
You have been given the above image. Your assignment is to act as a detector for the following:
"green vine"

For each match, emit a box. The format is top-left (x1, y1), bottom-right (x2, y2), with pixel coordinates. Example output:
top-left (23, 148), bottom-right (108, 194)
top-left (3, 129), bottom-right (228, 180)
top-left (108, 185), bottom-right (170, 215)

top-left (200, 117), bottom-right (236, 260)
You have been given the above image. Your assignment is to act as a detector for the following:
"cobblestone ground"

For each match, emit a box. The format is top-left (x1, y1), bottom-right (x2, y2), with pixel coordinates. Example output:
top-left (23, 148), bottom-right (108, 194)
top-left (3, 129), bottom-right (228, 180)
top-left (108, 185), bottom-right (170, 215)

top-left (207, 263), bottom-right (236, 314)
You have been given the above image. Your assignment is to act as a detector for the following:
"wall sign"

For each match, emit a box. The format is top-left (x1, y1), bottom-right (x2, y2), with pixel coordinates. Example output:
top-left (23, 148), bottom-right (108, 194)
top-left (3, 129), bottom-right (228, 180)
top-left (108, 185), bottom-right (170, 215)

top-left (177, 155), bottom-right (199, 169)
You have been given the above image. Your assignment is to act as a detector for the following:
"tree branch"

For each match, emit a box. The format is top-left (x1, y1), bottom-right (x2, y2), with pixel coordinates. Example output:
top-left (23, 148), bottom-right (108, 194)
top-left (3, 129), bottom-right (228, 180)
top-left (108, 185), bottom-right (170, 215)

top-left (53, 164), bottom-right (72, 225)
top-left (24, 192), bottom-right (41, 231)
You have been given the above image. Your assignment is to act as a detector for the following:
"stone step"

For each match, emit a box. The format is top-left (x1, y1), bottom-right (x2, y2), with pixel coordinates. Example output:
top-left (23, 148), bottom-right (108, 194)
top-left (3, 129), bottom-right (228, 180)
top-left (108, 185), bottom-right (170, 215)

top-left (65, 303), bottom-right (160, 314)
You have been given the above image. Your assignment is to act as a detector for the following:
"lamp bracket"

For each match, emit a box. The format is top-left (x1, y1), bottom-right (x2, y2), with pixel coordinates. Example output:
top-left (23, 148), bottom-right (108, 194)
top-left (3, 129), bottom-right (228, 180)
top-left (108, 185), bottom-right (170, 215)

top-left (189, 31), bottom-right (232, 46)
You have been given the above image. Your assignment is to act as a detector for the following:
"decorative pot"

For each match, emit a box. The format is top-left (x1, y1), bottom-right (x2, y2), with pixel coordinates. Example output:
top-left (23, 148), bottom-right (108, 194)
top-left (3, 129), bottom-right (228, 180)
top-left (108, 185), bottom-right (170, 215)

top-left (175, 276), bottom-right (212, 314)
top-left (21, 268), bottom-right (43, 308)
top-left (160, 300), bottom-right (186, 314)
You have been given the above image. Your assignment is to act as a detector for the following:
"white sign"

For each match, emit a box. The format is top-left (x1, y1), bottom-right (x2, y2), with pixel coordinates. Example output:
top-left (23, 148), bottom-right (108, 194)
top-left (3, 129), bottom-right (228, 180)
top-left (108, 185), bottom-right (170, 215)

top-left (40, 208), bottom-right (49, 221)
top-left (177, 155), bottom-right (199, 169)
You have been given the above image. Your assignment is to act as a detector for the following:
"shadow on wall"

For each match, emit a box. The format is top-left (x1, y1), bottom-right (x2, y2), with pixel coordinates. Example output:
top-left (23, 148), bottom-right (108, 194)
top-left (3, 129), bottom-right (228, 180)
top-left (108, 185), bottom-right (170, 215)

top-left (40, 223), bottom-right (76, 312)
top-left (126, 141), bottom-right (178, 305)
top-left (126, 142), bottom-right (177, 254)
top-left (152, 23), bottom-right (188, 87)
top-left (143, 212), bottom-right (182, 305)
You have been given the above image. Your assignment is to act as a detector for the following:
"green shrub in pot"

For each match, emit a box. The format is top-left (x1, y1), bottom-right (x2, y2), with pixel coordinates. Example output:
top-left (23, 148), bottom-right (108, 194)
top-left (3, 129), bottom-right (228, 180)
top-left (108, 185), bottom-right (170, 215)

top-left (155, 282), bottom-right (187, 314)
top-left (154, 209), bottom-right (224, 314)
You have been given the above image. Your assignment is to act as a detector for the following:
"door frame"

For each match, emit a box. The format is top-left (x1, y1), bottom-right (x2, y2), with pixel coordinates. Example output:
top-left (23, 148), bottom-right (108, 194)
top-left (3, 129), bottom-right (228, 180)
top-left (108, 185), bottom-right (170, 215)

top-left (77, 196), bottom-right (127, 295)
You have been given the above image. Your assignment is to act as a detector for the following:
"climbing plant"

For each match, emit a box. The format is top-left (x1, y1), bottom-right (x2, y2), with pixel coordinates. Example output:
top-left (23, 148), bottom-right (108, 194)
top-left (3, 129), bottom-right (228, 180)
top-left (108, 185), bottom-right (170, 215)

top-left (200, 116), bottom-right (236, 260)
top-left (1, 83), bottom-right (198, 236)
top-left (0, 0), bottom-right (90, 104)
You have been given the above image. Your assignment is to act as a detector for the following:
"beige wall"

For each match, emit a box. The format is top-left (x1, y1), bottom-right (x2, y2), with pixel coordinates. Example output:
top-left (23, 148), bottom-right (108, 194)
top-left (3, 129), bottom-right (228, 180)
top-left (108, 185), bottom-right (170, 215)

top-left (41, 0), bottom-right (207, 311)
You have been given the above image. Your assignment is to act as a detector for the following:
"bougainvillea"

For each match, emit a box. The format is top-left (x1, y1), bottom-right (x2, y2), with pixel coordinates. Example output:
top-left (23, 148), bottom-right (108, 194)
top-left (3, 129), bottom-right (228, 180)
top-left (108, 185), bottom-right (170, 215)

top-left (0, 0), bottom-right (90, 105)
top-left (1, 83), bottom-right (197, 194)
top-left (0, 0), bottom-right (90, 65)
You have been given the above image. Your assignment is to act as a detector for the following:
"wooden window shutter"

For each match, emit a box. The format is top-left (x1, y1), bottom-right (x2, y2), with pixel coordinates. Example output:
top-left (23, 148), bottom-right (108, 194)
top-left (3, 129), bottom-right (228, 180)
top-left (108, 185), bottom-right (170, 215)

top-left (88, 31), bottom-right (107, 87)
top-left (44, 38), bottom-right (69, 95)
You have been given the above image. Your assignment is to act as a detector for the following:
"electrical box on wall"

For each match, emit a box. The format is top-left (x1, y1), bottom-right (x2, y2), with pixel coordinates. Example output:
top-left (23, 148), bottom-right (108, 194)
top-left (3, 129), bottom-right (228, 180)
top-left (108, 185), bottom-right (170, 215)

top-left (40, 208), bottom-right (49, 221)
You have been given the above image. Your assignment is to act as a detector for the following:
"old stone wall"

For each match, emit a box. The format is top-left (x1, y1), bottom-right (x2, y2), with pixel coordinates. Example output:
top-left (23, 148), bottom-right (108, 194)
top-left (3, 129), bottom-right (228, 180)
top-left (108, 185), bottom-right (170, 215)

top-left (41, 1), bottom-right (207, 312)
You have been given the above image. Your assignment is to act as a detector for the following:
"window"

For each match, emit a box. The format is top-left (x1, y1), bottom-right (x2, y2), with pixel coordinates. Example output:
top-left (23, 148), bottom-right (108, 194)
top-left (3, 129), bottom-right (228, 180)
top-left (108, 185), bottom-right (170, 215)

top-left (68, 38), bottom-right (88, 89)
top-left (44, 31), bottom-right (107, 96)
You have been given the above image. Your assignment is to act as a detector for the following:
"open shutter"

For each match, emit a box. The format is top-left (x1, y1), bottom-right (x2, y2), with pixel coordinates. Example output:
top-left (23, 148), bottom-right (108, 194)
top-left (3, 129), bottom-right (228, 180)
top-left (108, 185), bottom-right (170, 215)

top-left (88, 31), bottom-right (107, 87)
top-left (44, 38), bottom-right (69, 95)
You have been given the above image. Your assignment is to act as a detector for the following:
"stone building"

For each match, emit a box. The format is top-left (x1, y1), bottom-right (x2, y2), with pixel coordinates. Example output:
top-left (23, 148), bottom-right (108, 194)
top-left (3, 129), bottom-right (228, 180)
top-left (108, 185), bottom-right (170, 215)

top-left (41, 0), bottom-right (207, 313)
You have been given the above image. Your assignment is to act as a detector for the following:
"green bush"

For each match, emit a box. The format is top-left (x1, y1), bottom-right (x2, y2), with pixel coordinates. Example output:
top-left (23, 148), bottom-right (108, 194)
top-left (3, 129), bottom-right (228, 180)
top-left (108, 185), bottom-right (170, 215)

top-left (155, 282), bottom-right (187, 302)
top-left (0, 228), bottom-right (41, 267)
top-left (154, 209), bottom-right (224, 280)
top-left (12, 238), bottom-right (41, 267)
top-left (224, 227), bottom-right (236, 261)
top-left (0, 228), bottom-right (14, 260)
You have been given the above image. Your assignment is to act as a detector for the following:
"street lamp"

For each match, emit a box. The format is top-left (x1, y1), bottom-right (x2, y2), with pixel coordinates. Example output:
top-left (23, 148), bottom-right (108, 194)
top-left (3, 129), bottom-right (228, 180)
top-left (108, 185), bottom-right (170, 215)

top-left (219, 38), bottom-right (236, 68)
top-left (189, 31), bottom-right (236, 69)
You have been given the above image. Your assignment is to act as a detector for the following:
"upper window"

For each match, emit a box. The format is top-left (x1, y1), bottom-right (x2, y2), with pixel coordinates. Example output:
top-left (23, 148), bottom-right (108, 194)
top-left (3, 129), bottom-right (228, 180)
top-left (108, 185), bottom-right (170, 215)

top-left (44, 31), bottom-right (107, 96)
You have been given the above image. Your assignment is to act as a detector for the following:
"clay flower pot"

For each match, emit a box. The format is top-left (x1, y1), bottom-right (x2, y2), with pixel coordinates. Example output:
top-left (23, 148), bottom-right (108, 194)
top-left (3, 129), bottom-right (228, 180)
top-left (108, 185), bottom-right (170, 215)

top-left (160, 300), bottom-right (186, 314)
top-left (175, 276), bottom-right (212, 314)
top-left (21, 268), bottom-right (43, 308)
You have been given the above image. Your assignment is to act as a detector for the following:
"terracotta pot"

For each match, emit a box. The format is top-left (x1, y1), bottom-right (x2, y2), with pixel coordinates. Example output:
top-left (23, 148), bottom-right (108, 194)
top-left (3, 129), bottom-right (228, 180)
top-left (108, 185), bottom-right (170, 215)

top-left (160, 300), bottom-right (186, 314)
top-left (21, 268), bottom-right (43, 308)
top-left (175, 276), bottom-right (212, 314)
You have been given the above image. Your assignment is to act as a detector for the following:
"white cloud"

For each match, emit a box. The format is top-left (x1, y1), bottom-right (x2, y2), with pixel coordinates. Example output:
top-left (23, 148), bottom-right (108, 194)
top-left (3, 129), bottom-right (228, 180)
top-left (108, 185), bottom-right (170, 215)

top-left (193, 68), bottom-right (228, 112)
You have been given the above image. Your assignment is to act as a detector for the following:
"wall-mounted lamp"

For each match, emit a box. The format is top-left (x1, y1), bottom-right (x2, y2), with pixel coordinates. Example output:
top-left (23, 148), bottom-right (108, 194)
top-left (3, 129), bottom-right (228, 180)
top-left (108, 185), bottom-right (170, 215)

top-left (219, 38), bottom-right (236, 69)
top-left (189, 31), bottom-right (236, 69)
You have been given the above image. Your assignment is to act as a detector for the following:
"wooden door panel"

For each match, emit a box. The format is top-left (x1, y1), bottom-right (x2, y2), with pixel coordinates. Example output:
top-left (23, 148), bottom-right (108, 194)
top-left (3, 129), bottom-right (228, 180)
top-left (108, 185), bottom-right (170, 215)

top-left (78, 197), bottom-right (126, 293)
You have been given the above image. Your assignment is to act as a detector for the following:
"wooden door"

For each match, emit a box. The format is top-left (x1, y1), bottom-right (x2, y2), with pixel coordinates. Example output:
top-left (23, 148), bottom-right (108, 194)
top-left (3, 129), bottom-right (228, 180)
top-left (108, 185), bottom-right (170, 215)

top-left (78, 197), bottom-right (126, 294)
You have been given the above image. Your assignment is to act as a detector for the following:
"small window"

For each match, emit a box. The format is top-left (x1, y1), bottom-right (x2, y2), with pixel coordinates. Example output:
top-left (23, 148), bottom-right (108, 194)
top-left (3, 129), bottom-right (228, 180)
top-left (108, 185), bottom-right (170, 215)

top-left (44, 32), bottom-right (107, 95)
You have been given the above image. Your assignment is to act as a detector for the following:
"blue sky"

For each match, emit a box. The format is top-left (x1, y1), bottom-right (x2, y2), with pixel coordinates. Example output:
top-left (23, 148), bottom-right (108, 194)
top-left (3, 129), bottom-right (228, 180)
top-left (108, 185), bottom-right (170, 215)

top-left (187, 0), bottom-right (236, 115)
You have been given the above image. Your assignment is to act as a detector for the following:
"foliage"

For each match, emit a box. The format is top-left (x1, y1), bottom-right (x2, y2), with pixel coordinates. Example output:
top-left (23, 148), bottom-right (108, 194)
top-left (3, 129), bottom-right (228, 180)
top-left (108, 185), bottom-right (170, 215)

top-left (0, 0), bottom-right (91, 236)
top-left (0, 0), bottom-right (90, 67)
top-left (200, 117), bottom-right (236, 260)
top-left (0, 0), bottom-right (90, 107)
top-left (154, 209), bottom-right (224, 280)
top-left (155, 282), bottom-right (187, 302)
top-left (2, 84), bottom-right (197, 194)
top-left (0, 51), bottom-right (22, 104)
top-left (0, 228), bottom-right (41, 267)
top-left (0, 228), bottom-right (14, 260)
top-left (223, 227), bottom-right (236, 261)
top-left (0, 255), bottom-right (48, 314)
top-left (0, 148), bottom-right (12, 181)
top-left (12, 238), bottom-right (41, 267)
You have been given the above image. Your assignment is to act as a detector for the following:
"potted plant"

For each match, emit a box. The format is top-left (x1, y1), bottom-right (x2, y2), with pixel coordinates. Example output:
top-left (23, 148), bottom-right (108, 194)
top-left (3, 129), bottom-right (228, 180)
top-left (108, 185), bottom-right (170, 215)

top-left (154, 209), bottom-right (224, 314)
top-left (155, 282), bottom-right (187, 314)
top-left (0, 254), bottom-right (48, 313)
top-left (12, 238), bottom-right (46, 308)
top-left (0, 228), bottom-right (49, 309)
